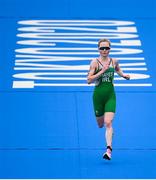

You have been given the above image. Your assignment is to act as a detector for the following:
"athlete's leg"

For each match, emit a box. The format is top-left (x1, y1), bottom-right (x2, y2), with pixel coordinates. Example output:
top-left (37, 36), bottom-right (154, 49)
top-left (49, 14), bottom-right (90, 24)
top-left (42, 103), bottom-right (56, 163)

top-left (96, 115), bottom-right (104, 128)
top-left (102, 112), bottom-right (114, 160)
top-left (104, 91), bottom-right (116, 147)
top-left (104, 112), bottom-right (115, 147)
top-left (93, 90), bottom-right (105, 128)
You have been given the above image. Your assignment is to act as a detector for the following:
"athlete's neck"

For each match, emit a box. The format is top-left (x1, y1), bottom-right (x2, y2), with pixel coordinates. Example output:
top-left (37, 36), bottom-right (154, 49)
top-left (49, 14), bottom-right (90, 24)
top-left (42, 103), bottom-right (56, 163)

top-left (101, 56), bottom-right (109, 62)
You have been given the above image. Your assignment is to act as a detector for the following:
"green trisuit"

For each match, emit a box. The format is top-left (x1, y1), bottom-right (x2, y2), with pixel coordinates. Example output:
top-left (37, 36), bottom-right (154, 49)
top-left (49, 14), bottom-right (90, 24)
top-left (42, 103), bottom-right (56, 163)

top-left (93, 58), bottom-right (116, 117)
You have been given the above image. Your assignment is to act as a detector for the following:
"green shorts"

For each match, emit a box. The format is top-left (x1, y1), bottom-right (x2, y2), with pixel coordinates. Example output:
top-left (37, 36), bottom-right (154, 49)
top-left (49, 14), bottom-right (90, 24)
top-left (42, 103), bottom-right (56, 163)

top-left (93, 83), bottom-right (116, 117)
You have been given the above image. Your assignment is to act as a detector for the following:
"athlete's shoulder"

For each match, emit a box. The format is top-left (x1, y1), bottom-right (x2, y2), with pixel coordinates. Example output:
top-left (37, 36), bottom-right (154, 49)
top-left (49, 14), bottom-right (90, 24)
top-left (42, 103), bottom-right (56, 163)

top-left (111, 58), bottom-right (118, 63)
top-left (90, 58), bottom-right (98, 66)
top-left (91, 58), bottom-right (98, 62)
top-left (111, 58), bottom-right (119, 65)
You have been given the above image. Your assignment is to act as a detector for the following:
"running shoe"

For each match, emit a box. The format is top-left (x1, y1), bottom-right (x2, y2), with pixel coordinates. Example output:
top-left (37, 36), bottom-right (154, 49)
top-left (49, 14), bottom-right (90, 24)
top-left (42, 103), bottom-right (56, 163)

top-left (103, 151), bottom-right (111, 160)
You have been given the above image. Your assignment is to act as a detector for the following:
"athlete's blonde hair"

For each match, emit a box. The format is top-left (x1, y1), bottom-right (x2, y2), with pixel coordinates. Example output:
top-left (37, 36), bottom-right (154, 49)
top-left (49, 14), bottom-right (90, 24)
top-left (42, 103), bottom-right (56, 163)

top-left (98, 39), bottom-right (111, 47)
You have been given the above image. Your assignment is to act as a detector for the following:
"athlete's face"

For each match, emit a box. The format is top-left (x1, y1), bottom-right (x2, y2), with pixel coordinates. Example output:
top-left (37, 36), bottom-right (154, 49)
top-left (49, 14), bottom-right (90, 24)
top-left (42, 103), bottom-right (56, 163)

top-left (98, 42), bottom-right (111, 57)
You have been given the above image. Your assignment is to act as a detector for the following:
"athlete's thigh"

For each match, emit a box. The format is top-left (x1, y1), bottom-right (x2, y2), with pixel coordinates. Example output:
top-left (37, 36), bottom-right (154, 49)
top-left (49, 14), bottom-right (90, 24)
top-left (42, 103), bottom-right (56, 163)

top-left (93, 93), bottom-right (105, 117)
top-left (104, 93), bottom-right (116, 113)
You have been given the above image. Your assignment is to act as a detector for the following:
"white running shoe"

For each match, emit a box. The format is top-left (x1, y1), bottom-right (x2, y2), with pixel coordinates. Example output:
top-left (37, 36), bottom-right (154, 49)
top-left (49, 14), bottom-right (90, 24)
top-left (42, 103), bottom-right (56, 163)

top-left (103, 151), bottom-right (111, 160)
top-left (103, 146), bottom-right (112, 160)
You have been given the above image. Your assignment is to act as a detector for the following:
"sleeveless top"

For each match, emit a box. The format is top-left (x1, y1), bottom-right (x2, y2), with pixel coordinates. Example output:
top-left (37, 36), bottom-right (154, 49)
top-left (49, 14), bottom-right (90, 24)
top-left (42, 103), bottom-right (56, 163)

top-left (94, 58), bottom-right (115, 87)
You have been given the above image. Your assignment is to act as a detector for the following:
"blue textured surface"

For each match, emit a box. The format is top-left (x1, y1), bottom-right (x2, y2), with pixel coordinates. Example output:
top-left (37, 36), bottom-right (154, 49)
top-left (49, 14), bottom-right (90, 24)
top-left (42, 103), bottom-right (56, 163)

top-left (0, 0), bottom-right (156, 178)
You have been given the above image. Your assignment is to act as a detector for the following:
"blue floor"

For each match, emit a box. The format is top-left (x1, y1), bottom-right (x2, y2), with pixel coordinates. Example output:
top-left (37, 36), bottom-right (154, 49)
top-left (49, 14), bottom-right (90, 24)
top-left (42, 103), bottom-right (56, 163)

top-left (1, 149), bottom-right (156, 178)
top-left (0, 0), bottom-right (156, 178)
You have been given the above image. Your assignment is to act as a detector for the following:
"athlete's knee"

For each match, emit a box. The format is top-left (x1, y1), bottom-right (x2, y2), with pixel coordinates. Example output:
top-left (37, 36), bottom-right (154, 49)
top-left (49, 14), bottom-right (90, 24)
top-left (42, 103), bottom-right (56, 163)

top-left (96, 116), bottom-right (104, 128)
top-left (104, 112), bottom-right (114, 128)
top-left (104, 119), bottom-right (112, 128)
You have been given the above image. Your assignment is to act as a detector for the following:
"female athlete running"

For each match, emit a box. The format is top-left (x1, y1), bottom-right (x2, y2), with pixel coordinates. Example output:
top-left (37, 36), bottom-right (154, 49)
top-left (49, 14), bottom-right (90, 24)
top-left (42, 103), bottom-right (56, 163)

top-left (87, 39), bottom-right (130, 160)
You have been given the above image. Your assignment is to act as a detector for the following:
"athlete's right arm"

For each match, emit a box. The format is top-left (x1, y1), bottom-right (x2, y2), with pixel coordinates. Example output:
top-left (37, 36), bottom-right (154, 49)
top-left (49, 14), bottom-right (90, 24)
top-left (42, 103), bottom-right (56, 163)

top-left (87, 59), bottom-right (107, 84)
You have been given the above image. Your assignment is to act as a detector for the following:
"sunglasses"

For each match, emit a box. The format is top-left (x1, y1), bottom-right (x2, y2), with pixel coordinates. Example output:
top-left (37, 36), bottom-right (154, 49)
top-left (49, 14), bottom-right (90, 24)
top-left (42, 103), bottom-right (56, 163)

top-left (99, 46), bottom-right (110, 51)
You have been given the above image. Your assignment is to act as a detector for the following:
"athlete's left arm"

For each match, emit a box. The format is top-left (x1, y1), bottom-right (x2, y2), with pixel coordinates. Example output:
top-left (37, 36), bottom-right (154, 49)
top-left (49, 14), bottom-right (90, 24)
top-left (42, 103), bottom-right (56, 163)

top-left (113, 59), bottom-right (130, 80)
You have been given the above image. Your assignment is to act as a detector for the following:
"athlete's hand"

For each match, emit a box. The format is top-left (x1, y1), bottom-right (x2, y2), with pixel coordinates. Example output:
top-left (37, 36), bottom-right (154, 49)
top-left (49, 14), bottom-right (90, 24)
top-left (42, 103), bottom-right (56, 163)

top-left (123, 74), bottom-right (130, 80)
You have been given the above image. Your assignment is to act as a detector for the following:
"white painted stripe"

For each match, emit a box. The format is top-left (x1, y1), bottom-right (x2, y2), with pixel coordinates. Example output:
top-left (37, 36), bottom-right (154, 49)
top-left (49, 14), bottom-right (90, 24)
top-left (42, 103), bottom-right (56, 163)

top-left (16, 47), bottom-right (128, 50)
top-left (13, 82), bottom-right (152, 88)
top-left (12, 77), bottom-right (149, 81)
top-left (18, 20), bottom-right (135, 25)
top-left (15, 56), bottom-right (145, 62)
top-left (13, 77), bottom-right (148, 80)
top-left (17, 32), bottom-right (137, 35)
top-left (119, 63), bottom-right (146, 66)
top-left (121, 68), bottom-right (147, 70)
top-left (18, 27), bottom-right (137, 33)
top-left (18, 23), bottom-right (134, 26)
top-left (35, 83), bottom-right (152, 87)
top-left (13, 81), bottom-right (35, 88)
top-left (15, 62), bottom-right (146, 67)
top-left (115, 83), bottom-right (152, 86)
top-left (12, 72), bottom-right (150, 79)
top-left (17, 34), bottom-right (138, 39)
top-left (117, 58), bottom-right (145, 60)
top-left (17, 27), bottom-right (136, 33)
top-left (17, 39), bottom-right (141, 46)
top-left (15, 51), bottom-right (143, 55)
top-left (14, 67), bottom-right (147, 71)
top-left (14, 47), bottom-right (144, 51)
top-left (15, 55), bottom-right (145, 60)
